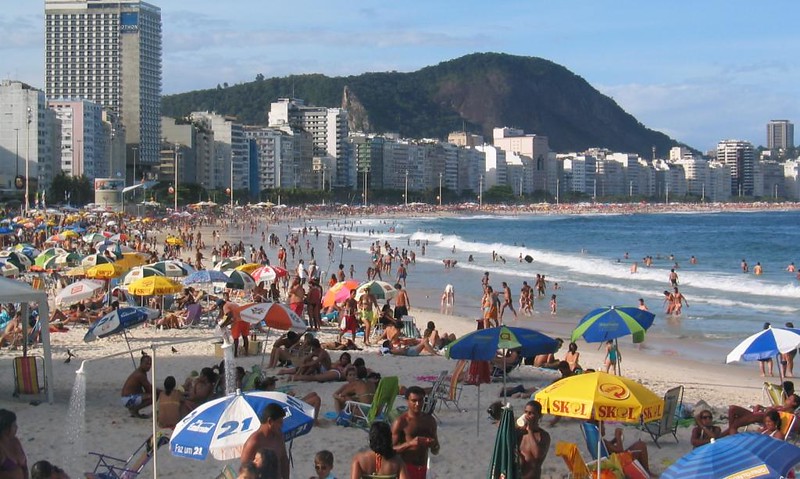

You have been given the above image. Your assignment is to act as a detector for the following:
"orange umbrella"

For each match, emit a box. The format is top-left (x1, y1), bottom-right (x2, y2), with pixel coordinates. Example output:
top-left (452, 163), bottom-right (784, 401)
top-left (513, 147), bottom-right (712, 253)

top-left (322, 279), bottom-right (360, 308)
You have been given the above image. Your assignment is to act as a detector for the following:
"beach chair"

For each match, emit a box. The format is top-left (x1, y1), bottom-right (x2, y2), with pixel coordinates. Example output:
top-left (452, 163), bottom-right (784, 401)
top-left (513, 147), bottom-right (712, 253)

top-left (431, 360), bottom-right (466, 412)
top-left (423, 371), bottom-right (448, 421)
top-left (183, 303), bottom-right (203, 327)
top-left (339, 376), bottom-right (400, 428)
top-left (12, 355), bottom-right (46, 399)
top-left (555, 441), bottom-right (591, 479)
top-left (490, 352), bottom-right (523, 381)
top-left (640, 385), bottom-right (683, 447)
top-left (581, 422), bottom-right (609, 461)
top-left (763, 382), bottom-right (786, 406)
top-left (400, 316), bottom-right (421, 339)
top-left (214, 464), bottom-right (237, 479)
top-left (85, 431), bottom-right (169, 479)
top-left (779, 411), bottom-right (797, 442)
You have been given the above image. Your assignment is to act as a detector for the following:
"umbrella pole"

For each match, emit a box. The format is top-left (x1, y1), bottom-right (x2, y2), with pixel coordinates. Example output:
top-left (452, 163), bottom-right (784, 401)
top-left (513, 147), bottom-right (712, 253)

top-left (477, 383), bottom-right (481, 436)
top-left (123, 330), bottom-right (136, 368)
top-left (597, 420), bottom-right (602, 476)
top-left (259, 327), bottom-right (272, 371)
top-left (777, 352), bottom-right (785, 383)
top-left (616, 338), bottom-right (622, 376)
top-left (502, 350), bottom-right (507, 402)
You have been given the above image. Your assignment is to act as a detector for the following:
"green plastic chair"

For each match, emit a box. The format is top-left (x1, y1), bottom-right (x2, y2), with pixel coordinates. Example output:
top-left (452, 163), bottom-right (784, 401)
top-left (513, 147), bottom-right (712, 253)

top-left (340, 376), bottom-right (400, 428)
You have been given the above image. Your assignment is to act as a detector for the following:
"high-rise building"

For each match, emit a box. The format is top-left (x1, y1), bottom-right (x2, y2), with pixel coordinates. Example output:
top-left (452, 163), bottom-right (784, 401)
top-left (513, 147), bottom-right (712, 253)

top-left (48, 99), bottom-right (106, 179)
top-left (45, 0), bottom-right (162, 178)
top-left (716, 140), bottom-right (755, 197)
top-left (767, 120), bottom-right (794, 150)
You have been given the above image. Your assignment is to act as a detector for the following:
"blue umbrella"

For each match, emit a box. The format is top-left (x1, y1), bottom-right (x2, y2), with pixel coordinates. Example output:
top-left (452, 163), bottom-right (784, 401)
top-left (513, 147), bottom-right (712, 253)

top-left (170, 391), bottom-right (314, 461)
top-left (0, 227), bottom-right (13, 235)
top-left (726, 327), bottom-right (800, 382)
top-left (84, 307), bottom-right (160, 342)
top-left (183, 269), bottom-right (230, 285)
top-left (662, 432), bottom-right (800, 479)
top-left (571, 306), bottom-right (656, 344)
top-left (445, 325), bottom-right (559, 361)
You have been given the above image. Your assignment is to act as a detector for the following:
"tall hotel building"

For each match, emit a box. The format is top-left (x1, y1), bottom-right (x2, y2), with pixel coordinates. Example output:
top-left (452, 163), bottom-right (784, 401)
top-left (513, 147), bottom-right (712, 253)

top-left (45, 0), bottom-right (162, 177)
top-left (767, 120), bottom-right (794, 151)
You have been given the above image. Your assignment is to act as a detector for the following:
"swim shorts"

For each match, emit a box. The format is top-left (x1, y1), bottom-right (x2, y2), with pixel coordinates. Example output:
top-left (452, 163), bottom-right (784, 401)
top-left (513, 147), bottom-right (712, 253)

top-left (406, 347), bottom-right (420, 357)
top-left (121, 394), bottom-right (143, 409)
top-left (231, 320), bottom-right (250, 339)
top-left (406, 463), bottom-right (427, 479)
top-left (290, 302), bottom-right (304, 317)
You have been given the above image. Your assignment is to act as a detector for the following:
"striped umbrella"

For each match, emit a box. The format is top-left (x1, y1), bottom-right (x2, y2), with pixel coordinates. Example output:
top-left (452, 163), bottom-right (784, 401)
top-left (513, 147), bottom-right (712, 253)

top-left (234, 263), bottom-right (262, 274)
top-left (239, 302), bottom-right (307, 332)
top-left (81, 253), bottom-right (115, 267)
top-left (149, 260), bottom-right (194, 277)
top-left (322, 279), bottom-right (360, 308)
top-left (727, 326), bottom-right (800, 382)
top-left (127, 276), bottom-right (184, 296)
top-left (250, 265), bottom-right (289, 284)
top-left (122, 266), bottom-right (164, 285)
top-left (224, 270), bottom-right (255, 290)
top-left (183, 269), bottom-right (230, 285)
top-left (571, 306), bottom-right (656, 344)
top-left (0, 261), bottom-right (20, 278)
top-left (213, 256), bottom-right (247, 271)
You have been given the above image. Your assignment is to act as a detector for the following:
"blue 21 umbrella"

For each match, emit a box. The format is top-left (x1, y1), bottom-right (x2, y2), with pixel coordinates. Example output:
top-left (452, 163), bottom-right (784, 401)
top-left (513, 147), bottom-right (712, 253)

top-left (83, 307), bottom-right (160, 343)
top-left (170, 391), bottom-right (314, 461)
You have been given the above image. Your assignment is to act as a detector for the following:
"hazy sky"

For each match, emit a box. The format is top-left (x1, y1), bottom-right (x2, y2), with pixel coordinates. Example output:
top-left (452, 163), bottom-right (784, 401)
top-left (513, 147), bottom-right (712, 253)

top-left (2, 1), bottom-right (798, 152)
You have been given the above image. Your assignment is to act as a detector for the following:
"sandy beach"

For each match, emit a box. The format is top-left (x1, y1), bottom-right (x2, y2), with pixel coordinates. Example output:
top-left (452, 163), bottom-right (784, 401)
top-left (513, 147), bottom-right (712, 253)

top-left (0, 208), bottom-right (788, 479)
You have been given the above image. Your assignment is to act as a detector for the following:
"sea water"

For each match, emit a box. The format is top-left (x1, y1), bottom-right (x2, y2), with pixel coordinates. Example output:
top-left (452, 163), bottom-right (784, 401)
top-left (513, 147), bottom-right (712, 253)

top-left (312, 211), bottom-right (800, 347)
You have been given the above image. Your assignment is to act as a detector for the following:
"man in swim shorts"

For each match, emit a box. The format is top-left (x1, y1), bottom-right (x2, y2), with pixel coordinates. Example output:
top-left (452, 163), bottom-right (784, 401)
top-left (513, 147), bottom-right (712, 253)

top-left (392, 386), bottom-right (439, 479)
top-left (120, 354), bottom-right (154, 418)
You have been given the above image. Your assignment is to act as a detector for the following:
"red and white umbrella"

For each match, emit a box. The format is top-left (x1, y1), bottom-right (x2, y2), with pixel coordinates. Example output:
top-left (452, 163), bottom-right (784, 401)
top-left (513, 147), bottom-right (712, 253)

top-left (239, 302), bottom-right (307, 332)
top-left (250, 265), bottom-right (289, 284)
top-left (55, 279), bottom-right (105, 305)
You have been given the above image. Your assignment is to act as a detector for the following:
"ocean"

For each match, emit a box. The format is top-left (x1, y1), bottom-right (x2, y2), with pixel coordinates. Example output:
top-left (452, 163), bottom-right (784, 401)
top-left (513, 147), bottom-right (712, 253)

top-left (309, 210), bottom-right (800, 352)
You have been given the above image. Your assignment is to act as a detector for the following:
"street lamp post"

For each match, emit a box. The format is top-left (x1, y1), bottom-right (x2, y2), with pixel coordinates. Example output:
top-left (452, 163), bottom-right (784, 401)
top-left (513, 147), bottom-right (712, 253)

top-left (438, 172), bottom-right (443, 206)
top-left (404, 169), bottom-right (408, 206)
top-left (556, 178), bottom-right (560, 205)
top-left (25, 107), bottom-right (31, 215)
top-left (230, 155), bottom-right (234, 209)
top-left (173, 144), bottom-right (180, 211)
top-left (479, 175), bottom-right (483, 209)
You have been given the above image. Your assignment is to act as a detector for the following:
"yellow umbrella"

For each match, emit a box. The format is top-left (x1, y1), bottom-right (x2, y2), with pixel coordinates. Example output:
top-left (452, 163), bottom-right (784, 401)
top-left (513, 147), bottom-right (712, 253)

top-left (86, 263), bottom-right (126, 279)
top-left (127, 276), bottom-right (183, 296)
top-left (115, 252), bottom-right (148, 269)
top-left (166, 237), bottom-right (184, 246)
top-left (64, 265), bottom-right (89, 277)
top-left (535, 372), bottom-right (663, 473)
top-left (234, 263), bottom-right (261, 274)
top-left (60, 229), bottom-right (78, 238)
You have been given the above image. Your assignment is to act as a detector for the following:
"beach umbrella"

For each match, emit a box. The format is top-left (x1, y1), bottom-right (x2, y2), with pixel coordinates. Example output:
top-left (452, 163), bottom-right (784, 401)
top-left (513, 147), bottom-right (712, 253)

top-left (487, 405), bottom-right (520, 479)
top-left (662, 432), bottom-right (800, 479)
top-left (224, 270), bottom-right (255, 291)
top-left (35, 247), bottom-right (69, 265)
top-left (170, 390), bottom-right (314, 461)
top-left (322, 279), bottom-right (360, 308)
top-left (55, 279), bottom-right (105, 305)
top-left (41, 253), bottom-right (80, 270)
top-left (84, 306), bottom-right (159, 342)
top-left (0, 227), bottom-right (13, 235)
top-left (149, 260), bottom-right (194, 277)
top-left (726, 326), bottom-right (800, 383)
top-left (250, 265), bottom-right (288, 284)
top-left (86, 263), bottom-right (126, 279)
top-left (127, 276), bottom-right (184, 296)
top-left (64, 265), bottom-right (88, 277)
top-left (234, 263), bottom-right (261, 274)
top-left (165, 236), bottom-right (184, 246)
top-left (0, 251), bottom-right (32, 271)
top-left (239, 302), bottom-right (307, 332)
top-left (83, 232), bottom-right (107, 243)
top-left (13, 244), bottom-right (39, 259)
top-left (0, 261), bottom-right (19, 278)
top-left (534, 371), bottom-right (664, 474)
top-left (356, 280), bottom-right (398, 301)
top-left (183, 269), bottom-right (230, 286)
top-left (81, 253), bottom-right (114, 267)
top-left (213, 256), bottom-right (247, 271)
top-left (571, 306), bottom-right (655, 344)
top-left (122, 266), bottom-right (164, 285)
top-left (114, 252), bottom-right (148, 270)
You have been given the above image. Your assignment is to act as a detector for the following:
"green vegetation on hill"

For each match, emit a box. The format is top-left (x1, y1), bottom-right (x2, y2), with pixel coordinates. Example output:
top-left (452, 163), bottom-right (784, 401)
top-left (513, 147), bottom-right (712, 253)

top-left (162, 52), bottom-right (685, 156)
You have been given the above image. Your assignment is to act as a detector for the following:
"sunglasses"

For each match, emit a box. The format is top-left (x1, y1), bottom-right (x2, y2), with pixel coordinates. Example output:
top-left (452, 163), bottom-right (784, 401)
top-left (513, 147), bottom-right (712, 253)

top-left (700, 415), bottom-right (712, 419)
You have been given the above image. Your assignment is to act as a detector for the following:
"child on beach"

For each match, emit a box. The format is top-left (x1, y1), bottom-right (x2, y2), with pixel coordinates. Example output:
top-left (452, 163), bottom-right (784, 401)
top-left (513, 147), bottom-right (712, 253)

top-left (311, 450), bottom-right (336, 479)
top-left (604, 340), bottom-right (620, 375)
top-left (549, 295), bottom-right (557, 315)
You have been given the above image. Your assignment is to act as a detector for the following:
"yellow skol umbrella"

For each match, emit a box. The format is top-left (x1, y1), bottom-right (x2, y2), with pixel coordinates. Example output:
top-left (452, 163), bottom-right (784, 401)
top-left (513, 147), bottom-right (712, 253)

top-left (64, 265), bottom-right (89, 277)
top-left (535, 371), bottom-right (663, 473)
top-left (165, 237), bottom-right (184, 246)
top-left (234, 263), bottom-right (261, 274)
top-left (127, 276), bottom-right (183, 296)
top-left (115, 252), bottom-right (148, 270)
top-left (86, 263), bottom-right (126, 279)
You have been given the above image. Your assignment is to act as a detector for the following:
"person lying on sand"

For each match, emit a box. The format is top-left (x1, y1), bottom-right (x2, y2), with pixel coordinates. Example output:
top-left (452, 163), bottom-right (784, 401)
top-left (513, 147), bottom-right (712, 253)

top-left (276, 339), bottom-right (333, 376)
top-left (290, 350), bottom-right (353, 382)
top-left (379, 339), bottom-right (438, 357)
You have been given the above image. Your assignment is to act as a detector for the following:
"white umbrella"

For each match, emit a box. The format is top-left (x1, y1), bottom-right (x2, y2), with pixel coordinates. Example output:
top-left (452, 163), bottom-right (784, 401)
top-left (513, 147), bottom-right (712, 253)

top-left (55, 279), bottom-right (105, 305)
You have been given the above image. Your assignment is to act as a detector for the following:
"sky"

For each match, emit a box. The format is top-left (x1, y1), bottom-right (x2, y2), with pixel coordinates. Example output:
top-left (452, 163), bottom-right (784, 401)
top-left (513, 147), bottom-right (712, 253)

top-left (1, 1), bottom-right (798, 153)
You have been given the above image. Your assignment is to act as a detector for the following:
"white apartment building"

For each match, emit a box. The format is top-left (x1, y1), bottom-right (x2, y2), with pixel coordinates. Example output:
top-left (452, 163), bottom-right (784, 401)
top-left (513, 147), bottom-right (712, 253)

top-left (45, 0), bottom-right (162, 176)
top-left (674, 156), bottom-right (709, 198)
top-left (189, 112), bottom-right (248, 192)
top-left (268, 98), bottom-right (348, 187)
top-left (48, 99), bottom-right (106, 179)
top-left (475, 145), bottom-right (506, 188)
top-left (0, 81), bottom-right (55, 195)
top-left (558, 154), bottom-right (596, 195)
top-left (492, 127), bottom-right (550, 192)
top-left (784, 160), bottom-right (800, 200)
top-left (707, 162), bottom-right (732, 202)
top-left (716, 140), bottom-right (755, 197)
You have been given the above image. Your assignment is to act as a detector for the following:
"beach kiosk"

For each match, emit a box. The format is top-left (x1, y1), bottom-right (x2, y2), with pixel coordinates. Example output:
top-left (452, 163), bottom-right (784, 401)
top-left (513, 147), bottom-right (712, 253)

top-left (94, 178), bottom-right (125, 212)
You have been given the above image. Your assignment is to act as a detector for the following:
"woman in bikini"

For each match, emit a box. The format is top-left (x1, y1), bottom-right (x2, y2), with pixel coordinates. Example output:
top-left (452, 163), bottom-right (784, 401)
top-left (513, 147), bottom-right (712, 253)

top-left (759, 410), bottom-right (785, 440)
top-left (0, 409), bottom-right (27, 479)
top-left (564, 342), bottom-right (581, 372)
top-left (350, 422), bottom-right (409, 479)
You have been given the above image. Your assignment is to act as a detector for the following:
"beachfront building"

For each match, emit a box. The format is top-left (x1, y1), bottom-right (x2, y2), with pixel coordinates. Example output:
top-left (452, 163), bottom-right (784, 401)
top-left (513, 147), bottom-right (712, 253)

top-left (674, 156), bottom-right (710, 199)
top-left (767, 120), bottom-right (794, 151)
top-left (492, 127), bottom-right (550, 192)
top-left (0, 80), bottom-right (59, 198)
top-left (189, 112), bottom-right (249, 196)
top-left (707, 161), bottom-right (732, 201)
top-left (558, 154), bottom-right (596, 196)
top-left (653, 159), bottom-right (687, 201)
top-left (716, 140), bottom-right (755, 197)
top-left (45, 0), bottom-right (162, 180)
top-left (784, 160), bottom-right (800, 200)
top-left (758, 160), bottom-right (785, 199)
top-left (48, 99), bottom-right (107, 179)
top-left (475, 144), bottom-right (506, 189)
top-left (268, 98), bottom-right (349, 188)
top-left (161, 116), bottom-right (214, 190)
top-left (448, 131), bottom-right (484, 148)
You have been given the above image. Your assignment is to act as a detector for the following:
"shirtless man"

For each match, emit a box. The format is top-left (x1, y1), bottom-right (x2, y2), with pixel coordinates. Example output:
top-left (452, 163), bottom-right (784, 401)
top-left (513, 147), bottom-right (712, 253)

top-left (500, 282), bottom-right (517, 321)
top-left (393, 283), bottom-right (411, 320)
top-left (672, 287), bottom-right (688, 315)
top-left (291, 339), bottom-right (332, 376)
top-left (520, 281), bottom-right (533, 315)
top-left (358, 289), bottom-right (379, 346)
top-left (337, 289), bottom-right (358, 343)
top-left (287, 277), bottom-right (305, 318)
top-left (668, 268), bottom-right (679, 287)
top-left (240, 403), bottom-right (289, 479)
top-left (120, 354), bottom-right (154, 418)
top-left (392, 386), bottom-right (439, 479)
top-left (217, 293), bottom-right (249, 357)
top-left (519, 401), bottom-right (550, 479)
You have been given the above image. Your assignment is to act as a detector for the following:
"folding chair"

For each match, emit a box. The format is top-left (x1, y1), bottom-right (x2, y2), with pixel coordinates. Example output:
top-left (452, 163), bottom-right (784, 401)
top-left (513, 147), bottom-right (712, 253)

top-left (12, 355), bottom-right (46, 399)
top-left (183, 303), bottom-right (203, 327)
top-left (400, 316), bottom-right (421, 339)
top-left (640, 385), bottom-right (683, 447)
top-left (338, 376), bottom-right (400, 428)
top-left (85, 431), bottom-right (170, 479)
top-left (215, 464), bottom-right (237, 479)
top-left (779, 411), bottom-right (798, 442)
top-left (581, 422), bottom-right (609, 462)
top-left (763, 382), bottom-right (786, 407)
top-left (555, 441), bottom-right (591, 479)
top-left (423, 371), bottom-right (448, 422)
top-left (431, 360), bottom-right (466, 412)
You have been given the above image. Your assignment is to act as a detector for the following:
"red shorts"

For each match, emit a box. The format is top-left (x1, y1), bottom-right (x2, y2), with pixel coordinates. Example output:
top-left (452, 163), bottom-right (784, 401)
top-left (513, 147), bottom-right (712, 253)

top-left (231, 320), bottom-right (250, 339)
top-left (342, 315), bottom-right (357, 334)
top-left (406, 463), bottom-right (427, 479)
top-left (290, 302), bottom-right (304, 317)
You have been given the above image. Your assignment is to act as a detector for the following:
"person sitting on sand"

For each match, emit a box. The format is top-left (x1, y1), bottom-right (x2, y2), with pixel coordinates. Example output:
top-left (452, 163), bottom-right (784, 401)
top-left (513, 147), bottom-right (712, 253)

top-left (291, 350), bottom-right (352, 382)
top-left (267, 331), bottom-right (301, 369)
top-left (157, 376), bottom-right (183, 429)
top-left (321, 338), bottom-right (362, 351)
top-left (0, 311), bottom-right (23, 349)
top-left (758, 409), bottom-right (785, 439)
top-left (690, 409), bottom-right (721, 448)
top-left (422, 321), bottom-right (455, 350)
top-left (723, 393), bottom-right (800, 435)
top-left (595, 420), bottom-right (652, 476)
top-left (120, 354), bottom-right (154, 418)
top-left (332, 366), bottom-right (375, 412)
top-left (182, 367), bottom-right (217, 415)
top-left (255, 376), bottom-right (322, 425)
top-left (564, 342), bottom-right (581, 372)
top-left (380, 339), bottom-right (438, 357)
top-left (533, 339), bottom-right (563, 368)
top-left (277, 339), bottom-right (331, 376)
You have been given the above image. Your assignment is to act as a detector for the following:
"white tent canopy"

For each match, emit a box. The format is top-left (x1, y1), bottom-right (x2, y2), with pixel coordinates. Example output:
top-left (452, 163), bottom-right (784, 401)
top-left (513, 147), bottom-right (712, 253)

top-left (0, 277), bottom-right (54, 403)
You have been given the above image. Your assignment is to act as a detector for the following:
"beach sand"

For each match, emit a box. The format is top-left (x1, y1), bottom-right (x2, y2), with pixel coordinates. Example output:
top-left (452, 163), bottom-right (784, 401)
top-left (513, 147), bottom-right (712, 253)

top-left (0, 213), bottom-right (780, 478)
